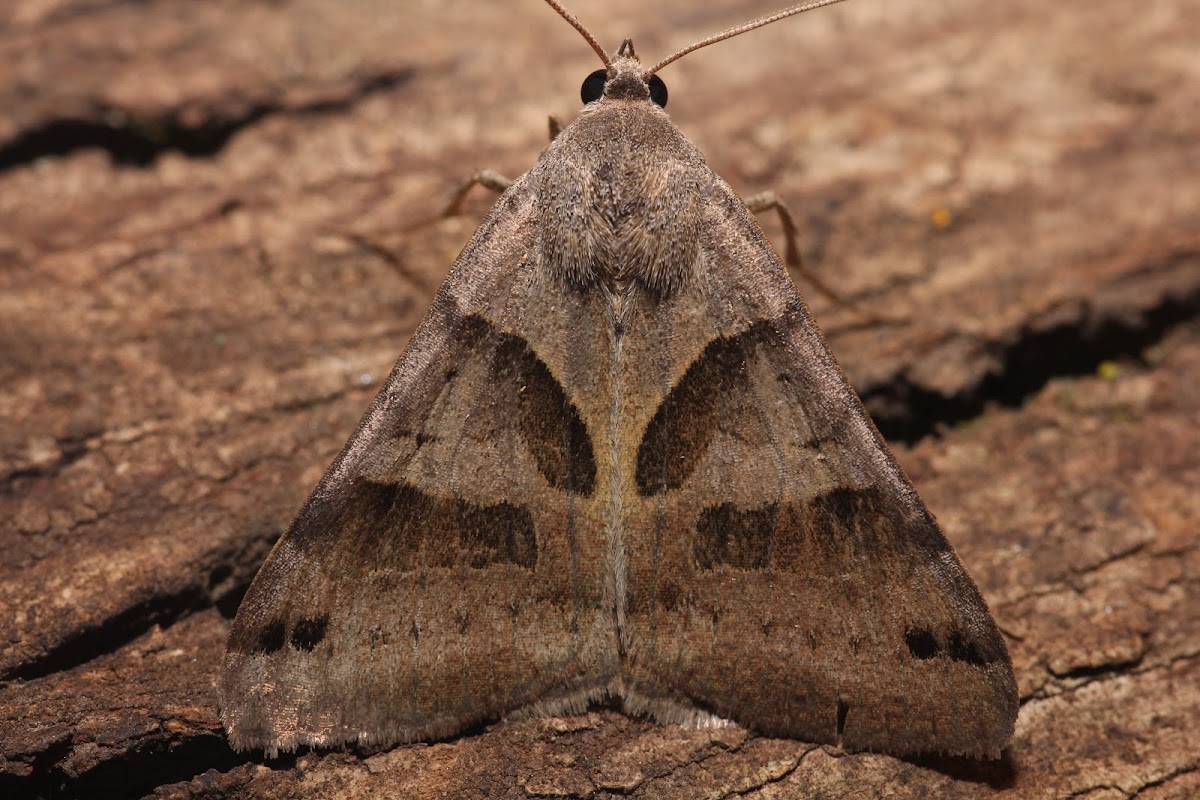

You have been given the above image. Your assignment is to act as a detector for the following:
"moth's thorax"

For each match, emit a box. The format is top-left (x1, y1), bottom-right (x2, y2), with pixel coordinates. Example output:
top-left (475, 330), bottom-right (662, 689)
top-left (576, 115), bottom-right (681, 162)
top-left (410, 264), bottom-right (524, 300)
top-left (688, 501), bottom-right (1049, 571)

top-left (534, 60), bottom-right (711, 307)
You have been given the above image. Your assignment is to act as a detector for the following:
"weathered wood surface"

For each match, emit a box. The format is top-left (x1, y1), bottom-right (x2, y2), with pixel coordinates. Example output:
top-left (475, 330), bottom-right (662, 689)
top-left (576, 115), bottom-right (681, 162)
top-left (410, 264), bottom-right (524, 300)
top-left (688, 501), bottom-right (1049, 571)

top-left (1, 0), bottom-right (1197, 797)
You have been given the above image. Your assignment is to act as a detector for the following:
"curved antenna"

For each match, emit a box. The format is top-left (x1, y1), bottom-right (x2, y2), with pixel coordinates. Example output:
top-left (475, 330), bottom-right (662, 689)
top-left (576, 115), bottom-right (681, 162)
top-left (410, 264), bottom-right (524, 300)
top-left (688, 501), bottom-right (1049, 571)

top-left (648, 0), bottom-right (851, 75)
top-left (543, 0), bottom-right (612, 69)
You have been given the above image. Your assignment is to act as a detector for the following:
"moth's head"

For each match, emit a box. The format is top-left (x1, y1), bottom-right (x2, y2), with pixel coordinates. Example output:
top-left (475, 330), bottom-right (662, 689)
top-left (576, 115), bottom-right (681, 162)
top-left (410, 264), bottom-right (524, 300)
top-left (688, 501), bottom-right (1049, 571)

top-left (580, 40), bottom-right (668, 108)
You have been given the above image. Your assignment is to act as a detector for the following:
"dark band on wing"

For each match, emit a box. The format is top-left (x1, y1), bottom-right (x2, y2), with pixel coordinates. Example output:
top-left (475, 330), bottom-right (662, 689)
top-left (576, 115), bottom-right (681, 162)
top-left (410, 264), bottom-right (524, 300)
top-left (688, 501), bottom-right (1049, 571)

top-left (290, 615), bottom-right (330, 652)
top-left (228, 480), bottom-right (538, 657)
top-left (283, 479), bottom-right (538, 576)
top-left (694, 501), bottom-right (776, 570)
top-left (904, 625), bottom-right (1000, 667)
top-left (354, 481), bottom-right (537, 571)
top-left (693, 487), bottom-right (952, 573)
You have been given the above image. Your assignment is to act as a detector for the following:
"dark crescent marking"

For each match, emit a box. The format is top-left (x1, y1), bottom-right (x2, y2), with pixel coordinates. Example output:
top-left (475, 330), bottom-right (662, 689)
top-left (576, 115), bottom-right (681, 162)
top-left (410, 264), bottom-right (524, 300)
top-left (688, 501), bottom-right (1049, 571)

top-left (636, 322), bottom-right (775, 496)
top-left (491, 328), bottom-right (597, 497)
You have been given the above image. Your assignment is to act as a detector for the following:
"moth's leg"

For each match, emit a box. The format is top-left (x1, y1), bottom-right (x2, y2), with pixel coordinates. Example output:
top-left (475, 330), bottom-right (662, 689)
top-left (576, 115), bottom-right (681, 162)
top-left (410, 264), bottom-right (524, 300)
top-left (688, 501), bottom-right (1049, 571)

top-left (744, 191), bottom-right (852, 311)
top-left (745, 191), bottom-right (901, 324)
top-left (442, 118), bottom-right (561, 218)
top-left (341, 170), bottom-right (511, 281)
top-left (340, 169), bottom-right (512, 279)
top-left (744, 191), bottom-right (805, 271)
top-left (441, 170), bottom-right (514, 218)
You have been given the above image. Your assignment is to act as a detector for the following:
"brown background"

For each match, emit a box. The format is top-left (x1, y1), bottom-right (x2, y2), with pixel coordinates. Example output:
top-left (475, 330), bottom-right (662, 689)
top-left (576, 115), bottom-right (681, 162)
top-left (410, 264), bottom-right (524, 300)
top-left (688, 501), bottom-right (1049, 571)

top-left (1, 0), bottom-right (1197, 797)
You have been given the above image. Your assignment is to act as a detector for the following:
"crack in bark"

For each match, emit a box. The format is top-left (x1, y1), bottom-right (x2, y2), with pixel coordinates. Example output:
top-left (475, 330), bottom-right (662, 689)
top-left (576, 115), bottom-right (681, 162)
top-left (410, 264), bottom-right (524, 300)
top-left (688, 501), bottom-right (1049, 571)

top-left (1021, 648), bottom-right (1200, 706)
top-left (0, 732), bottom-right (253, 800)
top-left (0, 69), bottom-right (415, 174)
top-left (996, 537), bottom-right (1187, 615)
top-left (720, 744), bottom-right (820, 799)
top-left (3, 588), bottom-right (211, 682)
top-left (865, 255), bottom-right (1200, 443)
top-left (1128, 764), bottom-right (1200, 798)
top-left (1048, 654), bottom-right (1147, 681)
top-left (1064, 783), bottom-right (1129, 799)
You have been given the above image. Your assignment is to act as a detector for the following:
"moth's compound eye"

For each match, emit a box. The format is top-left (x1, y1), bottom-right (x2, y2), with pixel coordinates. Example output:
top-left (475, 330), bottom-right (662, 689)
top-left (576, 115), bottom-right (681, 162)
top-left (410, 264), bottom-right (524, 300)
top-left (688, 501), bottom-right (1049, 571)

top-left (648, 74), bottom-right (668, 108)
top-left (581, 69), bottom-right (607, 104)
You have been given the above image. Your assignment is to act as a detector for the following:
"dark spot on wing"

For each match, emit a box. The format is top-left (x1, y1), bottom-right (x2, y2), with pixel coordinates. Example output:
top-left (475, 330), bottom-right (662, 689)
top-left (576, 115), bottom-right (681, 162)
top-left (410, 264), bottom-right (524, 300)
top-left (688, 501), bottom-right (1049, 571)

top-left (290, 615), bottom-right (329, 651)
top-left (636, 322), bottom-right (775, 496)
top-left (905, 625), bottom-right (996, 667)
top-left (253, 619), bottom-right (286, 655)
top-left (491, 331), bottom-right (596, 496)
top-left (694, 502), bottom-right (777, 570)
top-left (836, 699), bottom-right (850, 737)
top-left (905, 627), bottom-right (939, 660)
top-left (948, 630), bottom-right (988, 666)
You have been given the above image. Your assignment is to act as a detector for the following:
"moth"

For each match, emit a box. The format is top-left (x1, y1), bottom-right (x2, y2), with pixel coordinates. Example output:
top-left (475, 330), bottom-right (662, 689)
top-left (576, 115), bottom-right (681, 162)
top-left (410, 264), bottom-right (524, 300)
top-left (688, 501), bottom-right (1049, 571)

top-left (221, 0), bottom-right (1018, 759)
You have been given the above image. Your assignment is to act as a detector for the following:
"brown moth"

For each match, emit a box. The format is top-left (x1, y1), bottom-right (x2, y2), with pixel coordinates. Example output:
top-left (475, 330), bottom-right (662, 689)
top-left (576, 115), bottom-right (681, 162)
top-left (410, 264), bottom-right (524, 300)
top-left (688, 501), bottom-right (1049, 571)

top-left (220, 0), bottom-right (1018, 759)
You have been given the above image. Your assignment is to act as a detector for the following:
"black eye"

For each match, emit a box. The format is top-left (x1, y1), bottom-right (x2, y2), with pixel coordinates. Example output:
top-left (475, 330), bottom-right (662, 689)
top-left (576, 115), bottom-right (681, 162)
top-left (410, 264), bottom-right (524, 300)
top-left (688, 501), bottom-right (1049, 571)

top-left (581, 69), bottom-right (607, 104)
top-left (648, 74), bottom-right (668, 108)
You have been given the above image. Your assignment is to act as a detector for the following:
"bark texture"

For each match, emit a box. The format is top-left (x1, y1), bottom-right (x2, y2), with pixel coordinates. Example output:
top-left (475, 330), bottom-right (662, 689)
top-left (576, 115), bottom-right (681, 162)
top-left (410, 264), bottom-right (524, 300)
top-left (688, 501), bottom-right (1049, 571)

top-left (1, 0), bottom-right (1197, 797)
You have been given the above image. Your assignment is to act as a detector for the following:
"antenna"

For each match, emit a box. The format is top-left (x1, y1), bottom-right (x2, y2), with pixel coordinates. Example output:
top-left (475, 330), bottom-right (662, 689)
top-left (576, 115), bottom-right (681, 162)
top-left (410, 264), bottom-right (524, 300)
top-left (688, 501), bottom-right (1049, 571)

top-left (541, 0), bottom-right (852, 76)
top-left (649, 0), bottom-right (851, 75)
top-left (543, 0), bottom-right (612, 69)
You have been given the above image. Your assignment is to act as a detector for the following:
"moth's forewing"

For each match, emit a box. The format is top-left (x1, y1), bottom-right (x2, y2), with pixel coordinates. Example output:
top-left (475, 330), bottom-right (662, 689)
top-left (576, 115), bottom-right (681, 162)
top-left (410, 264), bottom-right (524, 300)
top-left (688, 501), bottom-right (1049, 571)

top-left (612, 172), bottom-right (1017, 757)
top-left (220, 184), bottom-right (617, 754)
